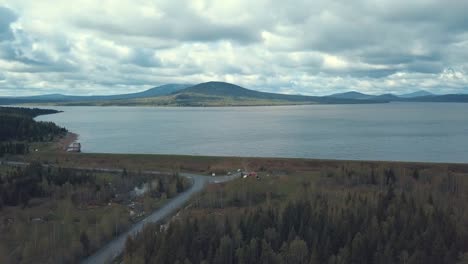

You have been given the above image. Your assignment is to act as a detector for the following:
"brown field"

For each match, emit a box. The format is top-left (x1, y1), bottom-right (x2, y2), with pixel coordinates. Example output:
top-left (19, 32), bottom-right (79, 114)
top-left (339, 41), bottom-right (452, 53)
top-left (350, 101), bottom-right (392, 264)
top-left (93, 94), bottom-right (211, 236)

top-left (19, 150), bottom-right (468, 179)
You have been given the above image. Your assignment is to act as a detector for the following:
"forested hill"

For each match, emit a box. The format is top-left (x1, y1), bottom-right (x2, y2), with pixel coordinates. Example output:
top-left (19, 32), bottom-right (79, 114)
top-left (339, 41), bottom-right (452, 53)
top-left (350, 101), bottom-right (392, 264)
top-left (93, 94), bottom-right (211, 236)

top-left (179, 82), bottom-right (308, 100)
top-left (0, 106), bottom-right (62, 118)
top-left (67, 82), bottom-right (381, 106)
top-left (3, 82), bottom-right (468, 106)
top-left (1, 82), bottom-right (386, 106)
top-left (0, 107), bottom-right (66, 156)
top-left (175, 81), bottom-right (361, 103)
top-left (0, 84), bottom-right (191, 105)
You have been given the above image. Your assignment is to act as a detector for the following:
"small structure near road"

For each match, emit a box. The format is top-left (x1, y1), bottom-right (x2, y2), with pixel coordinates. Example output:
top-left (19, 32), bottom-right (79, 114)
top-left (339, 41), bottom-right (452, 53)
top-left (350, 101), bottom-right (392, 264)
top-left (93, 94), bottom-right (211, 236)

top-left (248, 172), bottom-right (257, 177)
top-left (242, 171), bottom-right (260, 180)
top-left (67, 142), bottom-right (81, 152)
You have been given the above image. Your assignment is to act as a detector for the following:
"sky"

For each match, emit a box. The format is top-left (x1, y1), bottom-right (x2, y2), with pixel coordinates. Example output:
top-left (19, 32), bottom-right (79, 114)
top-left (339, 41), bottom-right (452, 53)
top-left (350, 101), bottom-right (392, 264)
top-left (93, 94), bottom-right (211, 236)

top-left (0, 0), bottom-right (468, 96)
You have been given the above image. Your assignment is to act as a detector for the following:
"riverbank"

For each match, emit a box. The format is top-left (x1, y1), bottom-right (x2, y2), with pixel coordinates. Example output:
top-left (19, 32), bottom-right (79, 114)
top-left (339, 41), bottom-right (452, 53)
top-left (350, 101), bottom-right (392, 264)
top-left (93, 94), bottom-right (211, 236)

top-left (57, 132), bottom-right (78, 151)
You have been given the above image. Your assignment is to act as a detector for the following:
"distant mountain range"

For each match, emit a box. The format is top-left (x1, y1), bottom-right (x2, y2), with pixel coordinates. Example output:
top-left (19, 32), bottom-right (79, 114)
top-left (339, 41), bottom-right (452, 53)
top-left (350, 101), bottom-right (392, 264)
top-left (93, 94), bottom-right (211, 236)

top-left (0, 84), bottom-right (192, 104)
top-left (1, 82), bottom-right (467, 106)
top-left (329, 90), bottom-right (437, 100)
top-left (399, 90), bottom-right (435, 98)
top-left (327, 91), bottom-right (375, 100)
top-left (173, 82), bottom-right (379, 104)
top-left (327, 89), bottom-right (468, 103)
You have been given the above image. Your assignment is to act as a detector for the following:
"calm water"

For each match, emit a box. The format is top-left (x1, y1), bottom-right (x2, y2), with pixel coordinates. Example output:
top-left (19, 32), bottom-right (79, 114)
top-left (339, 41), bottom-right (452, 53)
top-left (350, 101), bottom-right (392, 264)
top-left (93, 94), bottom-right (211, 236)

top-left (36, 103), bottom-right (468, 163)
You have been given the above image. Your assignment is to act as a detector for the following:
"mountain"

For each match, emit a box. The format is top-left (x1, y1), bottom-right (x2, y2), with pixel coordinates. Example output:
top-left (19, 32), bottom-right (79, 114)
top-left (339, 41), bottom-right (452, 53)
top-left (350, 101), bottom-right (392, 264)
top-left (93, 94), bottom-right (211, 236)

top-left (158, 81), bottom-right (386, 106)
top-left (327, 91), bottom-right (468, 103)
top-left (119, 84), bottom-right (192, 98)
top-left (22, 94), bottom-right (71, 100)
top-left (179, 82), bottom-right (262, 97)
top-left (61, 81), bottom-right (384, 106)
top-left (0, 84), bottom-right (191, 104)
top-left (399, 90), bottom-right (434, 98)
top-left (372, 93), bottom-right (401, 101)
top-left (176, 81), bottom-right (321, 101)
top-left (406, 94), bottom-right (468, 102)
top-left (327, 91), bottom-right (403, 101)
top-left (328, 91), bottom-right (375, 100)
top-left (3, 81), bottom-right (468, 106)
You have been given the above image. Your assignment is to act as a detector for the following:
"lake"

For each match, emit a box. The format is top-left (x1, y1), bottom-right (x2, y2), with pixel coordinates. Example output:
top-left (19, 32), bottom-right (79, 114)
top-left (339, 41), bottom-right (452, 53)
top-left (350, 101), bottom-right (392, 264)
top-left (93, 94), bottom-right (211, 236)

top-left (36, 103), bottom-right (468, 163)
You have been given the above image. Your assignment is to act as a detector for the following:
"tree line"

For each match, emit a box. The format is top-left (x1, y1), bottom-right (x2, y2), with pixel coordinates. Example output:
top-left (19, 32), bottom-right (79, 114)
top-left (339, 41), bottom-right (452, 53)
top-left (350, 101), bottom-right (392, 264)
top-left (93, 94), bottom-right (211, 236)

top-left (123, 164), bottom-right (468, 264)
top-left (0, 163), bottom-right (191, 263)
top-left (0, 112), bottom-right (67, 142)
top-left (0, 106), bottom-right (61, 118)
top-left (0, 107), bottom-right (67, 156)
top-left (124, 189), bottom-right (467, 264)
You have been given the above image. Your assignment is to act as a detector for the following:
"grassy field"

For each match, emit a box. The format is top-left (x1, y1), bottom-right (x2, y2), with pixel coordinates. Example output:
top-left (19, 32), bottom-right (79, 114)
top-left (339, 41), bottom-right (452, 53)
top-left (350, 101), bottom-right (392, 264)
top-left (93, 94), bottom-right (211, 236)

top-left (19, 150), bottom-right (468, 179)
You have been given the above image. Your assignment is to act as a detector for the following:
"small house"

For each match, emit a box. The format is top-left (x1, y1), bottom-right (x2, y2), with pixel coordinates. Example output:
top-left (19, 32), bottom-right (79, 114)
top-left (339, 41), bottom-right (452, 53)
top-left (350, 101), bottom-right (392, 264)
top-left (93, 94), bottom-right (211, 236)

top-left (67, 142), bottom-right (81, 152)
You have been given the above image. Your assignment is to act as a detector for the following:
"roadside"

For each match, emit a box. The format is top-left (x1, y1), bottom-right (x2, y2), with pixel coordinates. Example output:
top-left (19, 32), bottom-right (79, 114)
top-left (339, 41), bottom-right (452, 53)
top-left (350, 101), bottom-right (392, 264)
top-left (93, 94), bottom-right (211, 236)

top-left (0, 161), bottom-right (194, 263)
top-left (82, 171), bottom-right (240, 264)
top-left (0, 160), bottom-right (240, 264)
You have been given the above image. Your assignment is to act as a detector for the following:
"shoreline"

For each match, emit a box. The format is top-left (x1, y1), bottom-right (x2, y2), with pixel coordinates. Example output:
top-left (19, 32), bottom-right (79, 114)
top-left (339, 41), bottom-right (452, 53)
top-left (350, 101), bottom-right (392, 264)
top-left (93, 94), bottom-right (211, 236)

top-left (21, 101), bottom-right (384, 108)
top-left (55, 132), bottom-right (78, 152)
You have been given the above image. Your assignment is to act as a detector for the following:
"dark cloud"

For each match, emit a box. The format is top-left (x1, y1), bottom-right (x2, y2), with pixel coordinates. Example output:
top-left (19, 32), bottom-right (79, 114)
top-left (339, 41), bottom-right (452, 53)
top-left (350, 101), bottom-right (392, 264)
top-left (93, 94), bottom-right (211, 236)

top-left (0, 1), bottom-right (467, 96)
top-left (74, 8), bottom-right (262, 44)
top-left (0, 6), bottom-right (17, 41)
top-left (342, 69), bottom-right (399, 79)
top-left (0, 42), bottom-right (16, 59)
top-left (0, 25), bottom-right (77, 73)
top-left (124, 49), bottom-right (162, 68)
top-left (268, 1), bottom-right (468, 79)
top-left (360, 49), bottom-right (440, 65)
top-left (406, 61), bottom-right (444, 74)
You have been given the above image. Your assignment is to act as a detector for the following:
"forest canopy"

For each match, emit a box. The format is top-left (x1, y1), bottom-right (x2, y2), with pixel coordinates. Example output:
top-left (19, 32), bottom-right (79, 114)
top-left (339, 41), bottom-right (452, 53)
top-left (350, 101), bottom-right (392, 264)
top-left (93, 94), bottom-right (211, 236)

top-left (124, 164), bottom-right (468, 264)
top-left (0, 107), bottom-right (66, 156)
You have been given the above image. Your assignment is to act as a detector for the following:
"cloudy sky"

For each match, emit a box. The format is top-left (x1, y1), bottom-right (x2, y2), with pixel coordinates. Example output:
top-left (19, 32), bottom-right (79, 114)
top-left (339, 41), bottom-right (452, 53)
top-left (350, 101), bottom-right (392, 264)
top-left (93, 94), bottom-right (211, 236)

top-left (1, 0), bottom-right (468, 96)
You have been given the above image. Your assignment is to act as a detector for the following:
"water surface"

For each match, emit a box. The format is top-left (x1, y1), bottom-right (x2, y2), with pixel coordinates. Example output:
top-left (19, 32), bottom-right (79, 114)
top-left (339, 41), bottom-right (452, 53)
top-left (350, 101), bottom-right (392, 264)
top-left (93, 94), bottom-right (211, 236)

top-left (36, 103), bottom-right (468, 163)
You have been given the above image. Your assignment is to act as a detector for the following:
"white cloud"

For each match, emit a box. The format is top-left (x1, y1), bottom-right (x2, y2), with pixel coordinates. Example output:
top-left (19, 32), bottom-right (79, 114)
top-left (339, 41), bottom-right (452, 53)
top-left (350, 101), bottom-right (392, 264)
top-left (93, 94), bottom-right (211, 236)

top-left (323, 55), bottom-right (349, 70)
top-left (0, 0), bottom-right (467, 96)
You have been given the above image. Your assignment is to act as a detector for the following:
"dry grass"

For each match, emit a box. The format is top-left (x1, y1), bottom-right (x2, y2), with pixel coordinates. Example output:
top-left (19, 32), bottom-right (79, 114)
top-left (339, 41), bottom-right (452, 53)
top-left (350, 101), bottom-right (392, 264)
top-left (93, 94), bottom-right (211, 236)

top-left (21, 151), bottom-right (468, 178)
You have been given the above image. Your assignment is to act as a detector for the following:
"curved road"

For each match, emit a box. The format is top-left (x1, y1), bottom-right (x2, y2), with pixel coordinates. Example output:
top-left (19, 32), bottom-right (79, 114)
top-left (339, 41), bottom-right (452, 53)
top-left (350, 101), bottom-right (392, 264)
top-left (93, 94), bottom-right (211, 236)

top-left (1, 160), bottom-right (239, 263)
top-left (81, 172), bottom-right (239, 264)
